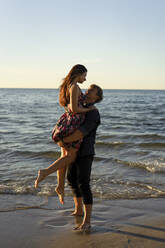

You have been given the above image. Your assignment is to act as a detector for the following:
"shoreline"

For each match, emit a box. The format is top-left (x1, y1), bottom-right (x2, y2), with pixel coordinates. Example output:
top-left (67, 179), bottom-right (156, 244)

top-left (1, 196), bottom-right (165, 247)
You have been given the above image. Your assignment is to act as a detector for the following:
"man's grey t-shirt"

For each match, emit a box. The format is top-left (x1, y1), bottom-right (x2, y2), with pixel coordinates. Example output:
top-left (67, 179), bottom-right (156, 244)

top-left (77, 109), bottom-right (100, 157)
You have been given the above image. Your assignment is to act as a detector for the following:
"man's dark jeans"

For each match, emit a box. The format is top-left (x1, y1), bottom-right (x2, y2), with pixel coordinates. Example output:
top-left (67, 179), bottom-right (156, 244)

top-left (67, 155), bottom-right (94, 205)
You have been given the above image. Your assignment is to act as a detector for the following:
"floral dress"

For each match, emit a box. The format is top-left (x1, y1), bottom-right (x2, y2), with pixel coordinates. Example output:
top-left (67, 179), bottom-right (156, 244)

top-left (52, 92), bottom-right (86, 149)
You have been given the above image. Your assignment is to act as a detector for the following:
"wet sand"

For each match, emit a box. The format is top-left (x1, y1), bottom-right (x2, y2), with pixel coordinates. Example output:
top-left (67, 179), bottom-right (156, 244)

top-left (1, 197), bottom-right (165, 248)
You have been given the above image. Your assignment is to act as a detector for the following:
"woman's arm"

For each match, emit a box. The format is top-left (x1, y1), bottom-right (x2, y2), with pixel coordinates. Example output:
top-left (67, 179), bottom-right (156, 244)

top-left (69, 84), bottom-right (94, 113)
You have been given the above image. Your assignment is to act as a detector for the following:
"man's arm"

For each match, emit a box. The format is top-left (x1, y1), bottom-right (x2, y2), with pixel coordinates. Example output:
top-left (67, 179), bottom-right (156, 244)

top-left (63, 130), bottom-right (83, 143)
top-left (62, 109), bottom-right (100, 143)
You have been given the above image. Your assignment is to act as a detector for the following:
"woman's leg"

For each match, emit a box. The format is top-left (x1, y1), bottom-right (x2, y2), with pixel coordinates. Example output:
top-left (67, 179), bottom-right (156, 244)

top-left (34, 147), bottom-right (77, 188)
top-left (55, 147), bottom-right (67, 204)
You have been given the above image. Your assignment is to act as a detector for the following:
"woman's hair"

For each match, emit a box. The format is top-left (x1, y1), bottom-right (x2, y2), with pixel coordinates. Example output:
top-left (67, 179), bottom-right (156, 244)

top-left (59, 64), bottom-right (87, 107)
top-left (90, 84), bottom-right (103, 103)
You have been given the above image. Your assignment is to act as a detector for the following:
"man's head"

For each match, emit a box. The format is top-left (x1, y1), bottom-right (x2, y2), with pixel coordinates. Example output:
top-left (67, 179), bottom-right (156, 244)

top-left (85, 84), bottom-right (103, 104)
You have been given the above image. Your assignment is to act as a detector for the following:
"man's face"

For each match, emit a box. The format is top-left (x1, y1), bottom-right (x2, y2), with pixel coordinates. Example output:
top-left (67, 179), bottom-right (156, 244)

top-left (85, 87), bottom-right (98, 103)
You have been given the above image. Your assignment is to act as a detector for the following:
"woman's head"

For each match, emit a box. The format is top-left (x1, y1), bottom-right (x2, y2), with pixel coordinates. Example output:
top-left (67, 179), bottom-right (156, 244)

top-left (59, 64), bottom-right (88, 107)
top-left (67, 64), bottom-right (87, 84)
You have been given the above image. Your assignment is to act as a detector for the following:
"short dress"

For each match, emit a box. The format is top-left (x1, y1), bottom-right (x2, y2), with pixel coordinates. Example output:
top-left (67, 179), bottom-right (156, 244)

top-left (52, 92), bottom-right (86, 150)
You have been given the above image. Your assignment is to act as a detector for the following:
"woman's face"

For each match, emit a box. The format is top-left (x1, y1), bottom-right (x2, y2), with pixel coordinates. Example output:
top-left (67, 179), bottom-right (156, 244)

top-left (77, 72), bottom-right (87, 84)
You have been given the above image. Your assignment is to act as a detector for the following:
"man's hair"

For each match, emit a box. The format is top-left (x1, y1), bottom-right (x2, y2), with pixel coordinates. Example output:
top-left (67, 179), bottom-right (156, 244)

top-left (90, 84), bottom-right (103, 103)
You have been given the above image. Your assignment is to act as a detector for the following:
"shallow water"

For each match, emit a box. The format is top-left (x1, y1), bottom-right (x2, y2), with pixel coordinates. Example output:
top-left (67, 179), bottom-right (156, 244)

top-left (0, 88), bottom-right (165, 210)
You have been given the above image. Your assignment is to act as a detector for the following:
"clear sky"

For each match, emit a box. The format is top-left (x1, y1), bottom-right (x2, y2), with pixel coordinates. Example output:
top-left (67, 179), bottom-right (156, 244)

top-left (0, 0), bottom-right (164, 89)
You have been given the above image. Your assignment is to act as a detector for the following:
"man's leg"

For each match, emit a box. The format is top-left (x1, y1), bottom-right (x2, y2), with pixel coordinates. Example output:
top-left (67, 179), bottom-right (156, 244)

top-left (76, 155), bottom-right (94, 228)
top-left (83, 204), bottom-right (92, 227)
top-left (67, 159), bottom-right (83, 216)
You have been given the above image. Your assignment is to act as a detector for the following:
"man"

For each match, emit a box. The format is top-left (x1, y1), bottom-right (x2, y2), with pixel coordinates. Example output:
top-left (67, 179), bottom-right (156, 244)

top-left (60, 84), bottom-right (103, 231)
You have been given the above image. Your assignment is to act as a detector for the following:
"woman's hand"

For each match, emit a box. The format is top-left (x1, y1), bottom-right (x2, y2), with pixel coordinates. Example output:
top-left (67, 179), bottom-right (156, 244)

top-left (57, 140), bottom-right (66, 148)
top-left (57, 139), bottom-right (70, 149)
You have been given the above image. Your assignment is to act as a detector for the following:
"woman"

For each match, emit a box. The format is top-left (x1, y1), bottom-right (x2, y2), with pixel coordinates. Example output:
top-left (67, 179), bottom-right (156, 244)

top-left (34, 64), bottom-right (95, 204)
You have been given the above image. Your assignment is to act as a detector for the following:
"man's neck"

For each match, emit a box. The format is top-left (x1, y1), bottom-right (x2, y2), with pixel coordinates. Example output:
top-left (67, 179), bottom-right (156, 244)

top-left (85, 96), bottom-right (93, 104)
top-left (85, 99), bottom-right (92, 104)
top-left (84, 99), bottom-right (94, 108)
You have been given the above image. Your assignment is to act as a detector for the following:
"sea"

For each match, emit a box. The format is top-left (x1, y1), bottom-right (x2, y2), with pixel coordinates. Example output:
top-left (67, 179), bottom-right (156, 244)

top-left (0, 88), bottom-right (165, 212)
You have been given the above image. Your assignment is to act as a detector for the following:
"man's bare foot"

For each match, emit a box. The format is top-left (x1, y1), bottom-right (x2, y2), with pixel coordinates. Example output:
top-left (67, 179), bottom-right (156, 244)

top-left (55, 186), bottom-right (64, 204)
top-left (73, 222), bottom-right (91, 233)
top-left (34, 169), bottom-right (47, 188)
top-left (71, 210), bottom-right (83, 217)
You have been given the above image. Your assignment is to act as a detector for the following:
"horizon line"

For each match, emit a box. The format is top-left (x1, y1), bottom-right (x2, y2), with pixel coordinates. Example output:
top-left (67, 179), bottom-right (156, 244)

top-left (0, 87), bottom-right (165, 91)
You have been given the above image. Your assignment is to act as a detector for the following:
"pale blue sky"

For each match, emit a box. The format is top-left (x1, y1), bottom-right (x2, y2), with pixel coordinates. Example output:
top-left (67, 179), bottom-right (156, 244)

top-left (0, 0), bottom-right (164, 89)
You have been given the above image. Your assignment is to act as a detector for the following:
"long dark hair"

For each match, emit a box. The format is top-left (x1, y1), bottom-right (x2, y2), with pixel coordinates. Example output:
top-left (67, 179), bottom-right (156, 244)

top-left (59, 64), bottom-right (87, 107)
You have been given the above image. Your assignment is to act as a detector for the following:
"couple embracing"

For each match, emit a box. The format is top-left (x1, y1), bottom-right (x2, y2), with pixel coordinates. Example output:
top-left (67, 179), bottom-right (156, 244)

top-left (34, 64), bottom-right (103, 232)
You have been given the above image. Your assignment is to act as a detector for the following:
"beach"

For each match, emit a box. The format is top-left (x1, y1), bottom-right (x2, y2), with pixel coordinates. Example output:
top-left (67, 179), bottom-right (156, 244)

top-left (1, 196), bottom-right (165, 248)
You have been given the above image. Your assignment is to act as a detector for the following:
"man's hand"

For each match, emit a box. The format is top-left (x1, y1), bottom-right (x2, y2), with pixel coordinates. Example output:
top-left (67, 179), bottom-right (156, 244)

top-left (63, 130), bottom-right (83, 143)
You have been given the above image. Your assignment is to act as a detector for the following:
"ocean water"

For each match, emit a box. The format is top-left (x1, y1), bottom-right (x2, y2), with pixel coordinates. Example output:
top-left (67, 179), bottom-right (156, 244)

top-left (0, 88), bottom-right (165, 210)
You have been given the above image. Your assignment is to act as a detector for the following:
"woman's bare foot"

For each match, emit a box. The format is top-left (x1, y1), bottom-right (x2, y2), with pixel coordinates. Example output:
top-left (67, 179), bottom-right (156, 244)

top-left (55, 186), bottom-right (64, 204)
top-left (34, 169), bottom-right (47, 188)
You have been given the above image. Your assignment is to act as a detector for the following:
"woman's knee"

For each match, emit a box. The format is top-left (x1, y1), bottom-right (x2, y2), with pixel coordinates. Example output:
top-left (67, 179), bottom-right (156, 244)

top-left (60, 152), bottom-right (76, 166)
top-left (66, 151), bottom-right (77, 163)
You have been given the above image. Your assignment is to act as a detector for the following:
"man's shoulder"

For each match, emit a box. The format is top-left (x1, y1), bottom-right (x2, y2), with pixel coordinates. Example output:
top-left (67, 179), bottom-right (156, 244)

top-left (84, 108), bottom-right (100, 126)
top-left (86, 108), bottom-right (100, 121)
top-left (86, 108), bottom-right (100, 118)
top-left (79, 107), bottom-right (100, 138)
